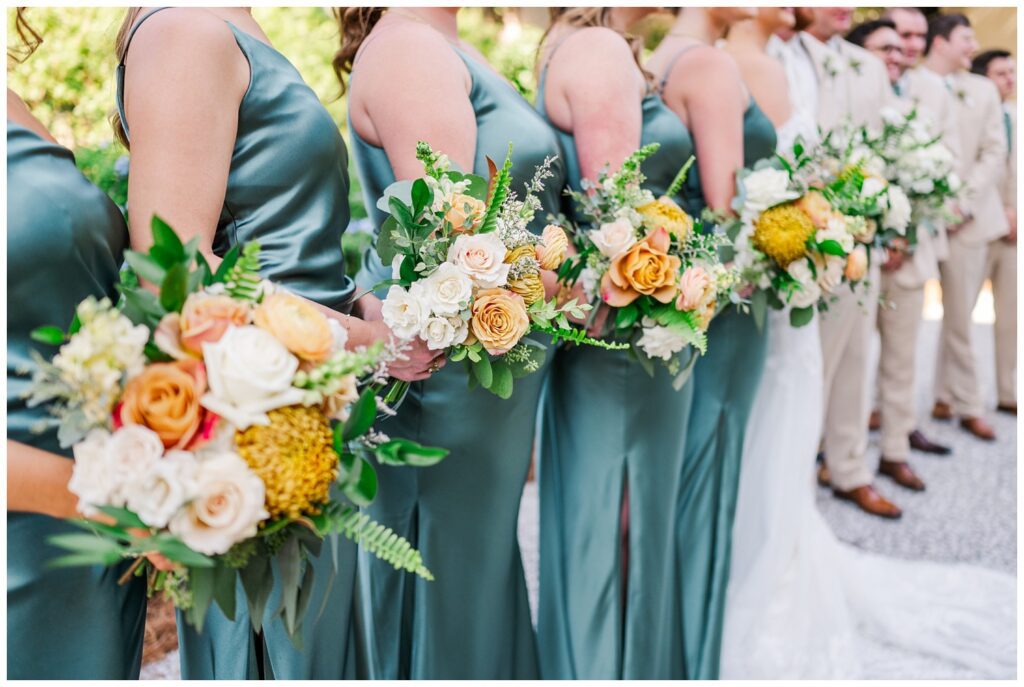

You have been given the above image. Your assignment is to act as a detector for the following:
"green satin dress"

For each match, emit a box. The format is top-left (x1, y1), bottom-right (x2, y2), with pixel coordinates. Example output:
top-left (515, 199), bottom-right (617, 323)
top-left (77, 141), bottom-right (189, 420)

top-left (533, 37), bottom-right (696, 679)
top-left (7, 121), bottom-right (145, 679)
top-left (116, 9), bottom-right (357, 679)
top-left (349, 42), bottom-right (566, 679)
top-left (672, 65), bottom-right (778, 679)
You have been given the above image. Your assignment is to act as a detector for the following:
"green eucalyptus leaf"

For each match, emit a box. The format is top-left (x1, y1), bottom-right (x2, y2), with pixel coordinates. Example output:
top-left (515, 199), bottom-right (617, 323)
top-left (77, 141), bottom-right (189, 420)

top-left (411, 178), bottom-right (432, 215)
top-left (30, 326), bottom-right (66, 347)
top-left (96, 505), bottom-right (147, 529)
top-left (49, 551), bottom-right (122, 567)
top-left (790, 305), bottom-right (815, 328)
top-left (342, 389), bottom-right (377, 441)
top-left (375, 216), bottom-right (402, 269)
top-left (818, 239), bottom-right (846, 256)
top-left (473, 354), bottom-right (493, 389)
top-left (750, 289), bottom-right (768, 333)
top-left (615, 303), bottom-right (639, 330)
top-left (212, 563), bottom-right (238, 621)
top-left (239, 554), bottom-right (274, 634)
top-left (276, 537), bottom-right (302, 637)
top-left (150, 216), bottom-right (186, 263)
top-left (343, 458), bottom-right (378, 507)
top-left (375, 438), bottom-right (449, 467)
top-left (159, 263), bottom-right (189, 312)
top-left (212, 244), bottom-right (241, 283)
top-left (153, 537), bottom-right (215, 568)
top-left (489, 360), bottom-right (513, 399)
top-left (187, 565), bottom-right (215, 632)
top-left (123, 250), bottom-right (166, 285)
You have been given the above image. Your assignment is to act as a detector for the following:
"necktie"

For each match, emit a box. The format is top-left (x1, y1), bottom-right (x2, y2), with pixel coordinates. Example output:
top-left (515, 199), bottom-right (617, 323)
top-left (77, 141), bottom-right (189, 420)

top-left (893, 80), bottom-right (904, 97)
top-left (1004, 109), bottom-right (1013, 159)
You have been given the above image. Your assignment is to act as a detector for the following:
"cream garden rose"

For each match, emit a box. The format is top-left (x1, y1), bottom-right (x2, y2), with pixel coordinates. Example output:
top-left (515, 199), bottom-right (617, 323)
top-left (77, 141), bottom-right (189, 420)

top-left (200, 326), bottom-right (306, 430)
top-left (740, 168), bottom-right (800, 219)
top-left (420, 262), bottom-right (474, 316)
top-left (168, 450), bottom-right (268, 555)
top-left (68, 425), bottom-right (166, 514)
top-left (447, 232), bottom-right (511, 289)
top-left (589, 218), bottom-right (637, 259)
top-left (381, 284), bottom-right (429, 340)
top-left (127, 450), bottom-right (199, 528)
top-left (419, 314), bottom-right (469, 351)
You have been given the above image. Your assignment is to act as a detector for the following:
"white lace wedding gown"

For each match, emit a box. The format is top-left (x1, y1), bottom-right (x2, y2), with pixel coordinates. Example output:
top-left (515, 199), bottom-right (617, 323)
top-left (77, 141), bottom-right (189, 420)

top-left (719, 111), bottom-right (1016, 680)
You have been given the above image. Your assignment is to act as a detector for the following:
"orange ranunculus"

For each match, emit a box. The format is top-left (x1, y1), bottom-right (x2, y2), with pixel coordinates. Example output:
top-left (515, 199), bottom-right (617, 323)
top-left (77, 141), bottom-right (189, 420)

top-left (600, 227), bottom-right (680, 307)
top-left (470, 288), bottom-right (530, 355)
top-left (253, 292), bottom-right (334, 363)
top-left (118, 359), bottom-right (207, 449)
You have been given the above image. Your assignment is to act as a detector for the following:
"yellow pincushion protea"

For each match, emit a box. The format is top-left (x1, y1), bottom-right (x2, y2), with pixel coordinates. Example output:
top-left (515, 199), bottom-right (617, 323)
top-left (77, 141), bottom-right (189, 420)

top-left (508, 272), bottom-right (545, 305)
top-left (637, 196), bottom-right (693, 241)
top-left (235, 405), bottom-right (338, 520)
top-left (752, 203), bottom-right (815, 266)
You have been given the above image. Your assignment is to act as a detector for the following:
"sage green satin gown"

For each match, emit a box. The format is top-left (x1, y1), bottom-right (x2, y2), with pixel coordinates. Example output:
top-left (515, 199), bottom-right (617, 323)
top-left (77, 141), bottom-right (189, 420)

top-left (533, 38), bottom-right (697, 679)
top-left (349, 43), bottom-right (565, 679)
top-left (7, 121), bottom-right (145, 679)
top-left (673, 73), bottom-right (778, 678)
top-left (116, 9), bottom-right (358, 679)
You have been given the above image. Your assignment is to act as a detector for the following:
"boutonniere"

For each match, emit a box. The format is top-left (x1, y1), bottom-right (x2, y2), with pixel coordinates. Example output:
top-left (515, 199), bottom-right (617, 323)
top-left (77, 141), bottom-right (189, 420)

top-left (848, 57), bottom-right (863, 76)
top-left (823, 54), bottom-right (845, 80)
top-left (955, 88), bottom-right (972, 106)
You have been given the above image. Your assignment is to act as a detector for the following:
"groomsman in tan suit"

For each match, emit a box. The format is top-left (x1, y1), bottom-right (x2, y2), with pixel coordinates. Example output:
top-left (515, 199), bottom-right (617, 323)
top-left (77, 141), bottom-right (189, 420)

top-left (800, 8), bottom-right (903, 518)
top-left (973, 49), bottom-right (1017, 416)
top-left (847, 18), bottom-right (953, 495)
top-left (924, 15), bottom-right (1008, 440)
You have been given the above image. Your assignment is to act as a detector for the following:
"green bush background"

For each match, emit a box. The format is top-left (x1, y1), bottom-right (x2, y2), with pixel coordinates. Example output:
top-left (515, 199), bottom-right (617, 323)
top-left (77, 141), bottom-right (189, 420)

top-left (7, 7), bottom-right (545, 224)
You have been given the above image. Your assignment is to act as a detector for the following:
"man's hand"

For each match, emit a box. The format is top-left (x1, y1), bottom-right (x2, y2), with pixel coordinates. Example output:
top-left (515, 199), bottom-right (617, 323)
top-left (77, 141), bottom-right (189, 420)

top-left (1004, 206), bottom-right (1017, 243)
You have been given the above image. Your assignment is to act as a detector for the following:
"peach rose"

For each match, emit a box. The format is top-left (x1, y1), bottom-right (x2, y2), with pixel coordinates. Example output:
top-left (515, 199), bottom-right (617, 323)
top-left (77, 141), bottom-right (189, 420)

top-left (845, 245), bottom-right (869, 282)
top-left (253, 292), bottom-right (334, 363)
top-left (601, 227), bottom-right (681, 307)
top-left (445, 192), bottom-right (486, 234)
top-left (470, 288), bottom-right (530, 355)
top-left (536, 224), bottom-right (569, 270)
top-left (794, 191), bottom-right (834, 230)
top-left (117, 359), bottom-right (207, 449)
top-left (157, 293), bottom-right (251, 359)
top-left (675, 265), bottom-right (713, 311)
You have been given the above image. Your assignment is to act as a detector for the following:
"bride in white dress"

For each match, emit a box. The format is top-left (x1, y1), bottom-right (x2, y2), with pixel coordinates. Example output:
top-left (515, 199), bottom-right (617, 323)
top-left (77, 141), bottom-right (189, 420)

top-left (719, 10), bottom-right (1016, 679)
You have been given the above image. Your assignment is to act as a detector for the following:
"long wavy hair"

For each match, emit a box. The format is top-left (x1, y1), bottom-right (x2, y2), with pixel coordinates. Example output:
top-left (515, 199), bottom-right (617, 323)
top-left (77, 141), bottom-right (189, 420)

top-left (8, 8), bottom-right (43, 63)
top-left (110, 8), bottom-right (145, 148)
top-left (332, 7), bottom-right (387, 95)
top-left (539, 7), bottom-right (652, 83)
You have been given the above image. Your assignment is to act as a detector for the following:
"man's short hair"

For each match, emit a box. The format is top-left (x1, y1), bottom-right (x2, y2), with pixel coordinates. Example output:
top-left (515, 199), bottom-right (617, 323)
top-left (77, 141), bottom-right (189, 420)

top-left (972, 49), bottom-right (1013, 77)
top-left (883, 7), bottom-right (925, 21)
top-left (847, 18), bottom-right (898, 48)
top-left (926, 13), bottom-right (971, 54)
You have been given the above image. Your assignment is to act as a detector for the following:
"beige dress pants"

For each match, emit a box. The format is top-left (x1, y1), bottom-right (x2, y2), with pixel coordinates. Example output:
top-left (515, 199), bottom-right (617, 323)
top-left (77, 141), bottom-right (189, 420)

top-left (820, 270), bottom-right (880, 491)
top-left (935, 232), bottom-right (989, 417)
top-left (876, 270), bottom-right (924, 462)
top-left (986, 237), bottom-right (1017, 406)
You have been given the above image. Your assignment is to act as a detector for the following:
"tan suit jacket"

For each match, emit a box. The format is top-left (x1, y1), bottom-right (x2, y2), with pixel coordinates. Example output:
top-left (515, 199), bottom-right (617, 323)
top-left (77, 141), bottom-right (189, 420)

top-left (799, 33), bottom-right (899, 131)
top-left (947, 70), bottom-right (1009, 244)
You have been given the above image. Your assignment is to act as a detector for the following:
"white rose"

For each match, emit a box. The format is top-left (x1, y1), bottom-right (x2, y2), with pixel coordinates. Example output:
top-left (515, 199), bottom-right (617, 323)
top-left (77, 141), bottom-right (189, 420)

top-left (860, 176), bottom-right (887, 199)
top-left (637, 320), bottom-right (687, 361)
top-left (910, 178), bottom-right (934, 195)
top-left (883, 185), bottom-right (911, 233)
top-left (127, 450), bottom-right (199, 528)
top-left (419, 314), bottom-right (466, 351)
top-left (381, 284), bottom-right (428, 340)
top-left (816, 215), bottom-right (855, 253)
top-left (200, 325), bottom-right (305, 430)
top-left (786, 259), bottom-right (823, 309)
top-left (68, 430), bottom-right (120, 515)
top-left (446, 233), bottom-right (510, 288)
top-left (168, 450), bottom-right (268, 555)
top-left (420, 262), bottom-right (473, 316)
top-left (588, 218), bottom-right (637, 259)
top-left (740, 168), bottom-right (800, 218)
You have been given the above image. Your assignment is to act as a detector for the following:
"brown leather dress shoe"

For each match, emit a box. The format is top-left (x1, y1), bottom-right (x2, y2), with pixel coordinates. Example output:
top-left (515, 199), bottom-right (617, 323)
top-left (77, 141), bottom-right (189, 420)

top-left (932, 401), bottom-right (953, 421)
top-left (908, 430), bottom-right (952, 456)
top-left (868, 409), bottom-right (881, 431)
top-left (997, 403), bottom-right (1017, 416)
top-left (833, 484), bottom-right (903, 519)
top-left (960, 416), bottom-right (996, 441)
top-left (879, 458), bottom-right (926, 491)
top-left (817, 462), bottom-right (831, 487)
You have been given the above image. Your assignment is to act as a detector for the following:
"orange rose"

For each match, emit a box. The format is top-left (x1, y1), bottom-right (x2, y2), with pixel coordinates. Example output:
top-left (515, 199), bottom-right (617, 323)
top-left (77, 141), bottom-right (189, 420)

top-left (470, 288), bottom-right (530, 355)
top-left (118, 359), bottom-right (207, 449)
top-left (794, 190), bottom-right (834, 230)
top-left (445, 192), bottom-right (486, 234)
top-left (600, 227), bottom-right (680, 307)
top-left (170, 293), bottom-right (252, 357)
top-left (254, 292), bottom-right (334, 363)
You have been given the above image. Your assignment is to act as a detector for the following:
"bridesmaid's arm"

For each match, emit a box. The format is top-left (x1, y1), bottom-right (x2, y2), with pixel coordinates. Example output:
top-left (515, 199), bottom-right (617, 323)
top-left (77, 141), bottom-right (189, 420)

top-left (7, 441), bottom-right (77, 519)
top-left (663, 47), bottom-right (747, 214)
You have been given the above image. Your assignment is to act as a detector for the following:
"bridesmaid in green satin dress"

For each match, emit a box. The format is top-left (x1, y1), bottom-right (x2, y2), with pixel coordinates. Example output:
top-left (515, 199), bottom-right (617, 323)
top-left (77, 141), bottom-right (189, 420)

top-left (6, 75), bottom-right (145, 676)
top-left (648, 7), bottom-right (778, 680)
top-left (534, 8), bottom-right (695, 679)
top-left (114, 7), bottom-right (438, 679)
top-left (334, 7), bottom-right (565, 679)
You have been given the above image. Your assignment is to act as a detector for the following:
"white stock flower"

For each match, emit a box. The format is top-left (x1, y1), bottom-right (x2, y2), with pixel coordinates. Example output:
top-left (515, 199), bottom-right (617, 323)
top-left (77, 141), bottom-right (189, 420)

top-left (381, 284), bottom-right (429, 340)
top-left (816, 215), bottom-right (855, 253)
top-left (637, 320), bottom-right (687, 361)
top-left (200, 326), bottom-right (306, 430)
top-left (419, 314), bottom-right (468, 351)
top-left (588, 218), bottom-right (637, 259)
top-left (883, 185), bottom-right (912, 233)
top-left (420, 262), bottom-right (474, 316)
top-left (446, 232), bottom-right (510, 288)
top-left (860, 176), bottom-right (888, 199)
top-left (168, 450), bottom-right (268, 555)
top-left (786, 259), bottom-right (823, 309)
top-left (127, 450), bottom-right (199, 528)
top-left (579, 267), bottom-right (601, 300)
top-left (740, 168), bottom-right (800, 218)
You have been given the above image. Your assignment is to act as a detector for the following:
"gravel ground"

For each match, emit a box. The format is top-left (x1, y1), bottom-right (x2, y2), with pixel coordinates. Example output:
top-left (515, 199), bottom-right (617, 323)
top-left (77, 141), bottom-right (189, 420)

top-left (143, 318), bottom-right (1016, 680)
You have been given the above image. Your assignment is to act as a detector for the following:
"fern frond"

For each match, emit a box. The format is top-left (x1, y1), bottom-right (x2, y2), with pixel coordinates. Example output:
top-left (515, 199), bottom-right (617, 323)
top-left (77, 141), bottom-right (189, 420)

top-left (534, 324), bottom-right (631, 350)
top-left (666, 155), bottom-right (695, 198)
top-left (225, 242), bottom-right (263, 301)
top-left (335, 508), bottom-right (434, 580)
top-left (480, 144), bottom-right (514, 234)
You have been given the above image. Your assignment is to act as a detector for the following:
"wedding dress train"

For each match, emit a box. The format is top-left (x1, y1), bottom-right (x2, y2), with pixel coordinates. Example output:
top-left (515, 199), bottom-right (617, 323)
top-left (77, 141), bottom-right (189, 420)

top-left (720, 114), bottom-right (1016, 680)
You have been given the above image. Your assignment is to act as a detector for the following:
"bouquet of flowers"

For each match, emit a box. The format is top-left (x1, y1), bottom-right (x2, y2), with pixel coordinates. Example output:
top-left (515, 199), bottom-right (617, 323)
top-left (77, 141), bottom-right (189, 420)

top-left (816, 122), bottom-right (914, 255)
top-left (868, 106), bottom-right (962, 231)
top-left (557, 144), bottom-right (735, 386)
top-left (728, 139), bottom-right (867, 328)
top-left (27, 217), bottom-right (448, 645)
top-left (375, 142), bottom-right (617, 400)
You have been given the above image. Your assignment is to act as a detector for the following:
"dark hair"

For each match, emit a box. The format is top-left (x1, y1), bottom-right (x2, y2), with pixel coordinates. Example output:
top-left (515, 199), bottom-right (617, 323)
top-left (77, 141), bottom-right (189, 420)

top-left (8, 8), bottom-right (43, 63)
top-left (972, 49), bottom-right (1013, 76)
top-left (332, 8), bottom-right (387, 95)
top-left (926, 13), bottom-right (971, 54)
top-left (846, 18), bottom-right (897, 48)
